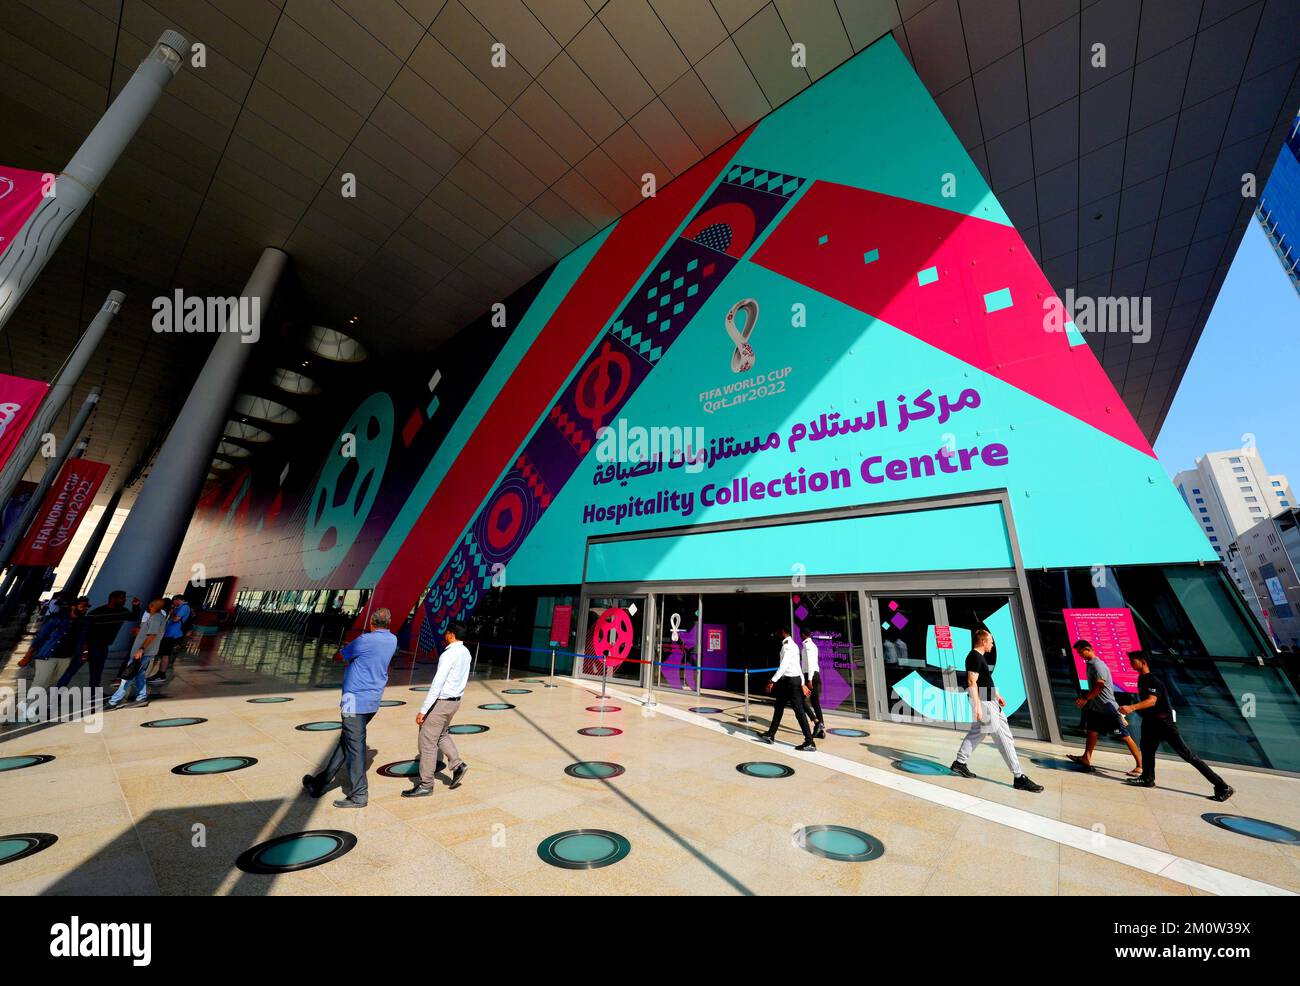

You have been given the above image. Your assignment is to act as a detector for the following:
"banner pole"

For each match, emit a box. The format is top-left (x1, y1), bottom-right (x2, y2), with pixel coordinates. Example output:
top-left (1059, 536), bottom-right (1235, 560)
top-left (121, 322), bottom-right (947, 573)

top-left (0, 390), bottom-right (98, 573)
top-left (0, 33), bottom-right (189, 332)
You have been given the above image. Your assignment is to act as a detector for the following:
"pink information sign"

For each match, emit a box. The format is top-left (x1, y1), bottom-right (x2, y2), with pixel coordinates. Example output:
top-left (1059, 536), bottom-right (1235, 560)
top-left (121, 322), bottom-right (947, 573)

top-left (549, 604), bottom-right (572, 646)
top-left (1063, 608), bottom-right (1141, 693)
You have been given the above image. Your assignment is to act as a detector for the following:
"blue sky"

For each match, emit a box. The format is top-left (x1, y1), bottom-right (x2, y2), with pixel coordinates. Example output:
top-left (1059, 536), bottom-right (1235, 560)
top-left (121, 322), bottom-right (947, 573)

top-left (1154, 220), bottom-right (1300, 481)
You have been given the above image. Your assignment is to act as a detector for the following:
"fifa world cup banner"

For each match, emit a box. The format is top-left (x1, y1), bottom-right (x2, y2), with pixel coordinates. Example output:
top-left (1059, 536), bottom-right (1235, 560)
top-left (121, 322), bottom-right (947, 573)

top-left (0, 165), bottom-right (49, 259)
top-left (0, 373), bottom-right (49, 474)
top-left (13, 458), bottom-right (109, 567)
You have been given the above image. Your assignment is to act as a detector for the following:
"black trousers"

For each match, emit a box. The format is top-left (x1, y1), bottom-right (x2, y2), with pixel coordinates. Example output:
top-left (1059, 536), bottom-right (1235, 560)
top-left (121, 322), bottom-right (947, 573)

top-left (1139, 716), bottom-right (1226, 789)
top-left (768, 676), bottom-right (814, 742)
top-left (805, 670), bottom-right (824, 723)
top-left (315, 712), bottom-right (375, 801)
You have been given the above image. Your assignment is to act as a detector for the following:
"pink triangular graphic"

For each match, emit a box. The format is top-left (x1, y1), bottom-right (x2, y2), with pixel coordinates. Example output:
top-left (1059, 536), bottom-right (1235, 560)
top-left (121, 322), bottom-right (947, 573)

top-left (752, 182), bottom-right (1152, 456)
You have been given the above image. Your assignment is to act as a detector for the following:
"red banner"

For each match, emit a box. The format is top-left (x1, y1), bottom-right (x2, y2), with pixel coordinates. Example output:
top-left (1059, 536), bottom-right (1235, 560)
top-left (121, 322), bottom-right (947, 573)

top-left (0, 165), bottom-right (48, 260)
top-left (13, 458), bottom-right (110, 567)
top-left (0, 372), bottom-right (49, 474)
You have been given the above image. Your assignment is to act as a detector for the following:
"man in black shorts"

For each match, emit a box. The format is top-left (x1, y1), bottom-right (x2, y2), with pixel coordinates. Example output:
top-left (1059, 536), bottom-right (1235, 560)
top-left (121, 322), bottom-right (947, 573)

top-left (1067, 640), bottom-right (1142, 776)
top-left (1119, 651), bottom-right (1233, 802)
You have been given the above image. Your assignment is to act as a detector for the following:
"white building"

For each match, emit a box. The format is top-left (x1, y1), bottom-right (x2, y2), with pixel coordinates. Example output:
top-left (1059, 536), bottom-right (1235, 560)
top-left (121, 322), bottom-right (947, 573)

top-left (1173, 450), bottom-right (1295, 560)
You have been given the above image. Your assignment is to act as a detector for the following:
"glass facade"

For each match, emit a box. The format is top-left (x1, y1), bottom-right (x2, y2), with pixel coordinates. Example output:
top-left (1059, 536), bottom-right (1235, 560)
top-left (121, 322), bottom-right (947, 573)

top-left (1028, 564), bottom-right (1300, 772)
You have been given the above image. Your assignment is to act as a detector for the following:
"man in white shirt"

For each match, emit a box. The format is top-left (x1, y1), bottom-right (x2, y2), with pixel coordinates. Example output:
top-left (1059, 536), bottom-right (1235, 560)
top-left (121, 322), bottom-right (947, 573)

top-left (801, 632), bottom-right (826, 739)
top-left (758, 627), bottom-right (816, 751)
top-left (404, 622), bottom-right (472, 798)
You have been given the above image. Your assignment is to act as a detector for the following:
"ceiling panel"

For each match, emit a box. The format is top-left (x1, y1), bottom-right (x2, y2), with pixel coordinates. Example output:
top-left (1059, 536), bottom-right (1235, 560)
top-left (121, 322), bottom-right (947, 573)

top-left (1, 0), bottom-right (1294, 507)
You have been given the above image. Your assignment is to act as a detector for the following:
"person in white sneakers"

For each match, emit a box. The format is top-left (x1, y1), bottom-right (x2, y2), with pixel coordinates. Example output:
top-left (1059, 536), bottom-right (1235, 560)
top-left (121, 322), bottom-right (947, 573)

top-left (949, 628), bottom-right (1043, 792)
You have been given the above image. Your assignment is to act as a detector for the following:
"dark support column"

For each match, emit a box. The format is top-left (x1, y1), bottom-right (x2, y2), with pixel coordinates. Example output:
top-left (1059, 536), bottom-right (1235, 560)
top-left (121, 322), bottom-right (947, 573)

top-left (88, 247), bottom-right (287, 606)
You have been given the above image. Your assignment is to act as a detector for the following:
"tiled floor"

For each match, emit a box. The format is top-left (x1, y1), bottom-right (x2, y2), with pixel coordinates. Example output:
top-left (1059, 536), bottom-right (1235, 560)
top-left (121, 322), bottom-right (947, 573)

top-left (2, 635), bottom-right (1299, 896)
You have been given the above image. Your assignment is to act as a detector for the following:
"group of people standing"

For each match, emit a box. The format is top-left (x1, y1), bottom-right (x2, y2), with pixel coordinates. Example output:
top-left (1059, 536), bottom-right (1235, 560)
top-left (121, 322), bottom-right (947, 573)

top-left (19, 590), bottom-right (193, 715)
top-left (301, 610), bottom-right (472, 808)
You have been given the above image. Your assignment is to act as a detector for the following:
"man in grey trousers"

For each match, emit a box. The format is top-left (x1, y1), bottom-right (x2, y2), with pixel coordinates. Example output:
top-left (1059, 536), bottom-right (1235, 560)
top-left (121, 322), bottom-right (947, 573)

top-left (404, 622), bottom-right (472, 798)
top-left (949, 628), bottom-right (1043, 792)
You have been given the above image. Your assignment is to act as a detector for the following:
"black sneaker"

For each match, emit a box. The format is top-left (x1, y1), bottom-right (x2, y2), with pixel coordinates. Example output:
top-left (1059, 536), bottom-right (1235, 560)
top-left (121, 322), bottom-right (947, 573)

top-left (449, 763), bottom-right (470, 789)
top-left (332, 798), bottom-right (366, 808)
top-left (813, 725), bottom-right (826, 739)
top-left (949, 760), bottom-right (975, 778)
top-left (301, 774), bottom-right (323, 798)
top-left (795, 741), bottom-right (816, 752)
top-left (1126, 777), bottom-right (1155, 788)
top-left (756, 733), bottom-right (775, 744)
top-left (1013, 774), bottom-right (1044, 793)
top-left (401, 785), bottom-right (433, 798)
top-left (1211, 785), bottom-right (1234, 803)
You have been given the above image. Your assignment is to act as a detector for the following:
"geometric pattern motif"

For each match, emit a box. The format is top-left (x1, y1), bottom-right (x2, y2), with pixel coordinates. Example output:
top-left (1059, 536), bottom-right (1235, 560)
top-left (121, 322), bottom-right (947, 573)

top-left (423, 162), bottom-right (806, 636)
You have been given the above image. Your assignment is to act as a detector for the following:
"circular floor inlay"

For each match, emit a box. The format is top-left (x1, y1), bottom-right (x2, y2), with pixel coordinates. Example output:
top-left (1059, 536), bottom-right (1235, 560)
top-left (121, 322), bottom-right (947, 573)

top-left (449, 723), bottom-right (489, 734)
top-left (796, 825), bottom-right (884, 862)
top-left (565, 761), bottom-right (626, 779)
top-left (379, 699), bottom-right (406, 707)
top-left (296, 721), bottom-right (342, 732)
top-left (247, 697), bottom-right (293, 704)
top-left (0, 755), bottom-right (55, 772)
top-left (141, 717), bottom-right (207, 728)
top-left (537, 829), bottom-right (631, 869)
top-left (172, 756), bottom-right (258, 776)
top-left (236, 830), bottom-right (357, 874)
top-left (521, 679), bottom-right (545, 684)
top-left (577, 726), bottom-right (622, 737)
top-left (0, 833), bottom-right (57, 866)
top-left (478, 703), bottom-right (515, 711)
top-left (737, 761), bottom-right (794, 778)
top-left (377, 758), bottom-right (443, 778)
top-left (1203, 813), bottom-right (1300, 845)
top-left (502, 688), bottom-right (532, 694)
top-left (586, 705), bottom-right (621, 713)
top-left (314, 683), bottom-right (341, 689)
top-left (410, 686), bottom-right (431, 692)
top-left (893, 758), bottom-right (948, 775)
top-left (689, 706), bottom-right (723, 714)
top-left (827, 727), bottom-right (869, 738)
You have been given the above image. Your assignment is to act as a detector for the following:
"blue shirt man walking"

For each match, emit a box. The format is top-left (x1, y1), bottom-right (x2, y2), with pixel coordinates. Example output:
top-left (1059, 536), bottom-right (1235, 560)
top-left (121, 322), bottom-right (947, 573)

top-left (302, 607), bottom-right (397, 808)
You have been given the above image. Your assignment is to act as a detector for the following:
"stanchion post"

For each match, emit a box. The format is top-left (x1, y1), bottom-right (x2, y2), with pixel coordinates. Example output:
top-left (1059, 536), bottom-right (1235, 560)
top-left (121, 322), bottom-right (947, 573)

top-left (549, 647), bottom-right (556, 680)
top-left (601, 657), bottom-right (609, 699)
top-left (473, 640), bottom-right (480, 675)
top-left (506, 644), bottom-right (513, 681)
top-left (645, 657), bottom-right (657, 708)
top-left (743, 669), bottom-right (752, 724)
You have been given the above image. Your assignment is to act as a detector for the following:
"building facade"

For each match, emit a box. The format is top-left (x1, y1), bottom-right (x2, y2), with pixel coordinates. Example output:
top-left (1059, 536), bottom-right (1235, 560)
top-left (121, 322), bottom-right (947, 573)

top-left (1174, 450), bottom-right (1294, 559)
top-left (1233, 508), bottom-right (1300, 649)
top-left (171, 39), bottom-right (1300, 773)
top-left (1257, 111), bottom-right (1300, 297)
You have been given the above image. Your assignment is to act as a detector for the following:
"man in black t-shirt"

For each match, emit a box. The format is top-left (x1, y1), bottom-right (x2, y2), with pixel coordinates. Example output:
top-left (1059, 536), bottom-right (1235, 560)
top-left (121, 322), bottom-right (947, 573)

top-left (55, 590), bottom-right (141, 691)
top-left (1119, 652), bottom-right (1233, 802)
top-left (949, 628), bottom-right (1042, 792)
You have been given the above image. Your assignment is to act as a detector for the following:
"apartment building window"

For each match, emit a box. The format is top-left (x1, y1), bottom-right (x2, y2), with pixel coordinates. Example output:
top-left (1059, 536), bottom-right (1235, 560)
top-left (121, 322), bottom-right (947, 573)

top-left (1250, 506), bottom-right (1263, 514)
top-left (1199, 507), bottom-right (1208, 513)
top-left (1273, 481), bottom-right (1282, 487)
top-left (1229, 457), bottom-right (1242, 463)
top-left (1195, 497), bottom-right (1205, 504)
top-left (1232, 466), bottom-right (1246, 473)
top-left (1209, 536), bottom-right (1219, 543)
top-left (1283, 501), bottom-right (1292, 507)
top-left (1192, 488), bottom-right (1200, 494)
top-left (1245, 497), bottom-right (1258, 503)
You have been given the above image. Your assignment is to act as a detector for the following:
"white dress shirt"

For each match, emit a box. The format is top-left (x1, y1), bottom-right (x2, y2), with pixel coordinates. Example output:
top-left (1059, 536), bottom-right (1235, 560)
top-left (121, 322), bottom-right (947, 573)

top-left (772, 636), bottom-right (804, 683)
top-left (421, 640), bottom-right (471, 713)
top-left (801, 636), bottom-right (820, 676)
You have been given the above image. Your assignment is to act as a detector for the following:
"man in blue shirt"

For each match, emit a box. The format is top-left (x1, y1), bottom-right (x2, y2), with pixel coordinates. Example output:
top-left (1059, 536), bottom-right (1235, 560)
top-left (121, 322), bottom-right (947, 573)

top-left (302, 607), bottom-right (397, 808)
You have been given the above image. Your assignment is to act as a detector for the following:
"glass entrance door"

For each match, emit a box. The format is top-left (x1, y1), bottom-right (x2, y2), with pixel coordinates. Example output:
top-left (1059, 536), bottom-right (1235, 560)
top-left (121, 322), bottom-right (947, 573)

top-left (582, 595), bottom-right (647, 684)
top-left (655, 593), bottom-right (702, 693)
top-left (869, 592), bottom-right (1036, 734)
